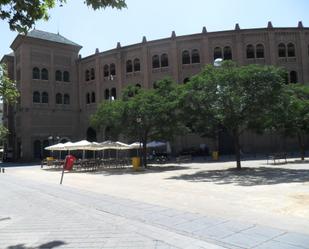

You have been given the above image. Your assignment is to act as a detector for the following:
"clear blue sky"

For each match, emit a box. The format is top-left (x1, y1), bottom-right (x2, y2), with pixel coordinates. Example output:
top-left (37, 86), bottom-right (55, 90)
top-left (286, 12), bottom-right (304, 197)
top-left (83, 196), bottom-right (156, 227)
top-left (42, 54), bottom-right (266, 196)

top-left (1, 0), bottom-right (309, 58)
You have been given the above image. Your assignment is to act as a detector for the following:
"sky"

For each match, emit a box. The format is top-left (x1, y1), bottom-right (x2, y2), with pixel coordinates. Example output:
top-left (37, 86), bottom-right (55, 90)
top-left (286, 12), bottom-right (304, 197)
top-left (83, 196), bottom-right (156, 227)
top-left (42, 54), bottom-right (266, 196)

top-left (1, 0), bottom-right (309, 58)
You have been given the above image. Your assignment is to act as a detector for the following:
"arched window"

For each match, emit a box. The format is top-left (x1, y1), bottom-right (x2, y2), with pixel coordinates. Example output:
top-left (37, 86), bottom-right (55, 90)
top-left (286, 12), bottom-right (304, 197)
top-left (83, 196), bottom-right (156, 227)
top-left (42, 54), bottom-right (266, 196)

top-left (55, 70), bottom-right (62, 81)
top-left (223, 46), bottom-right (232, 60)
top-left (33, 140), bottom-right (42, 159)
top-left (85, 70), bottom-right (90, 81)
top-left (87, 127), bottom-right (97, 142)
top-left (134, 58), bottom-right (141, 71)
top-left (290, 71), bottom-right (298, 83)
top-left (246, 45), bottom-right (255, 59)
top-left (33, 67), bottom-right (40, 79)
top-left (161, 54), bottom-right (169, 67)
top-left (111, 88), bottom-right (117, 99)
top-left (183, 77), bottom-right (190, 84)
top-left (126, 60), bottom-right (133, 73)
top-left (86, 93), bottom-right (90, 104)
top-left (152, 55), bottom-right (160, 68)
top-left (214, 47), bottom-right (222, 60)
top-left (64, 94), bottom-right (70, 104)
top-left (56, 93), bottom-right (62, 104)
top-left (256, 44), bottom-right (264, 58)
top-left (278, 43), bottom-right (286, 57)
top-left (41, 68), bottom-right (48, 80)
top-left (33, 91), bottom-right (40, 103)
top-left (104, 64), bottom-right (109, 77)
top-left (287, 43), bottom-right (295, 57)
top-left (91, 92), bottom-right (96, 103)
top-left (63, 71), bottom-right (70, 82)
top-left (182, 50), bottom-right (190, 64)
top-left (105, 89), bottom-right (110, 100)
top-left (42, 92), bottom-right (48, 103)
top-left (90, 68), bottom-right (95, 80)
top-left (110, 63), bottom-right (116, 75)
top-left (191, 49), bottom-right (200, 64)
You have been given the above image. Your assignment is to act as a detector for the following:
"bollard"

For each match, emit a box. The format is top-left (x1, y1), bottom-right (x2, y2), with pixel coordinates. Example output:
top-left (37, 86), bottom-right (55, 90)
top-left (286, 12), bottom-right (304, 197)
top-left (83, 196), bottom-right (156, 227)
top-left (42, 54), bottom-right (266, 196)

top-left (1, 168), bottom-right (4, 173)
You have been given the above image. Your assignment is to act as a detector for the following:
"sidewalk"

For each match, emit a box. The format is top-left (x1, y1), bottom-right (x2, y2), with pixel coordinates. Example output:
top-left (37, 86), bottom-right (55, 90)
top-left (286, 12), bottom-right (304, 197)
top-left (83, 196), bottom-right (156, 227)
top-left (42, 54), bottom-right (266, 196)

top-left (1, 173), bottom-right (309, 249)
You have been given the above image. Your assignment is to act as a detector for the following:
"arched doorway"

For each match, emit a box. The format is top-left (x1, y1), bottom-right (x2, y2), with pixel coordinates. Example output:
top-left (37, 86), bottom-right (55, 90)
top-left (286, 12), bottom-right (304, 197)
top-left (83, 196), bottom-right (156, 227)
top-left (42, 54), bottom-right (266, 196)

top-left (87, 127), bottom-right (97, 142)
top-left (42, 140), bottom-right (50, 158)
top-left (33, 140), bottom-right (42, 159)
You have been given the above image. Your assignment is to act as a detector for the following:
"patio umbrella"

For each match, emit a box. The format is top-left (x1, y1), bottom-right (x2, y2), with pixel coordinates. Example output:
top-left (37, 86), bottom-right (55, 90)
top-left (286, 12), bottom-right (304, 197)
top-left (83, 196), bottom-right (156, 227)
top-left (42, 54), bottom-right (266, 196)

top-left (44, 143), bottom-right (67, 159)
top-left (146, 141), bottom-right (166, 148)
top-left (68, 140), bottom-right (92, 150)
top-left (115, 141), bottom-right (130, 150)
top-left (44, 143), bottom-right (66, 151)
top-left (129, 142), bottom-right (143, 156)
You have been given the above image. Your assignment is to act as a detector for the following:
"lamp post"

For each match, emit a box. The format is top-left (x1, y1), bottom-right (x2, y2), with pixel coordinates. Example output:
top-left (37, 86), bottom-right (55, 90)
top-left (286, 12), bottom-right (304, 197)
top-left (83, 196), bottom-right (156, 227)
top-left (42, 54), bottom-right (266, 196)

top-left (136, 117), bottom-right (142, 165)
top-left (212, 58), bottom-right (223, 160)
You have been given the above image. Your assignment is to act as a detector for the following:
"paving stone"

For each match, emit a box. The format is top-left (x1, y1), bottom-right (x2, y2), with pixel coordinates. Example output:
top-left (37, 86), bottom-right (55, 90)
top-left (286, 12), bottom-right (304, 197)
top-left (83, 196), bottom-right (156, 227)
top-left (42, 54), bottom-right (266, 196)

top-left (1, 172), bottom-right (308, 249)
top-left (274, 232), bottom-right (309, 248)
top-left (241, 225), bottom-right (286, 239)
top-left (254, 240), bottom-right (305, 249)
top-left (221, 232), bottom-right (269, 248)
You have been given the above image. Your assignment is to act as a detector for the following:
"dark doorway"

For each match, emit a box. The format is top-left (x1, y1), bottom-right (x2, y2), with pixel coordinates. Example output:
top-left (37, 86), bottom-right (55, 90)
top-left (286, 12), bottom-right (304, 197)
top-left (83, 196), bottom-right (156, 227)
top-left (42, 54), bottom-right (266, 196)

top-left (87, 127), bottom-right (97, 142)
top-left (33, 140), bottom-right (42, 159)
top-left (42, 140), bottom-right (50, 158)
top-left (218, 129), bottom-right (234, 155)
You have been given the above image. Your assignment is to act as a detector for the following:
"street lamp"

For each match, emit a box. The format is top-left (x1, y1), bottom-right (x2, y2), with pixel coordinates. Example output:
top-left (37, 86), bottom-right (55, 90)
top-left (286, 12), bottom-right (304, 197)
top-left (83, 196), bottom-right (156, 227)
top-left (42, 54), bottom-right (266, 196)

top-left (212, 58), bottom-right (223, 160)
top-left (136, 117), bottom-right (142, 165)
top-left (214, 58), bottom-right (223, 67)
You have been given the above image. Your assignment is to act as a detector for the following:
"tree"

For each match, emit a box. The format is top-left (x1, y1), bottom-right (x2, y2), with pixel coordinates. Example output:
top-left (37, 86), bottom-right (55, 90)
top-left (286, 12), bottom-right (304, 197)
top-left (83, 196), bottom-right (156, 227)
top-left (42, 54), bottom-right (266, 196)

top-left (91, 79), bottom-right (184, 167)
top-left (91, 99), bottom-right (125, 140)
top-left (0, 64), bottom-right (19, 103)
top-left (180, 61), bottom-right (284, 169)
top-left (0, 0), bottom-right (127, 33)
top-left (0, 63), bottom-right (19, 141)
top-left (267, 84), bottom-right (309, 160)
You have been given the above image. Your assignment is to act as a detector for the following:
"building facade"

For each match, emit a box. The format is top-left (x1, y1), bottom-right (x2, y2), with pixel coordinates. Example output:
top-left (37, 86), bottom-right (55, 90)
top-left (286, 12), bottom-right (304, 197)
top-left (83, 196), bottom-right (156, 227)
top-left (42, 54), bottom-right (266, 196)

top-left (2, 22), bottom-right (309, 161)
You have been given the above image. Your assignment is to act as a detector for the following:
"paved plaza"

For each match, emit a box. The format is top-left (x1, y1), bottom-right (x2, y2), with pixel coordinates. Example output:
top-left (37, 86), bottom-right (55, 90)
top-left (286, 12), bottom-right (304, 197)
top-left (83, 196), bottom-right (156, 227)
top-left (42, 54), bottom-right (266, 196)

top-left (0, 159), bottom-right (309, 248)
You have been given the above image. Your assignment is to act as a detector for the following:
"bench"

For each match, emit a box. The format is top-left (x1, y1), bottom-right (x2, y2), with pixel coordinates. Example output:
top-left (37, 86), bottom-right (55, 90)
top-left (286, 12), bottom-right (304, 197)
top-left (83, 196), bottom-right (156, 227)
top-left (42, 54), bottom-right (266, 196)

top-left (267, 153), bottom-right (287, 165)
top-left (176, 155), bottom-right (192, 163)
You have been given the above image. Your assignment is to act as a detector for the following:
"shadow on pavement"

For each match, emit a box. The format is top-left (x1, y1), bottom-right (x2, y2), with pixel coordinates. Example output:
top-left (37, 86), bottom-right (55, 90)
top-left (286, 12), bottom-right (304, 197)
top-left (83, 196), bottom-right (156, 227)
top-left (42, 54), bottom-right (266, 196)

top-left (167, 167), bottom-right (309, 186)
top-left (7, 240), bottom-right (66, 249)
top-left (89, 165), bottom-right (191, 175)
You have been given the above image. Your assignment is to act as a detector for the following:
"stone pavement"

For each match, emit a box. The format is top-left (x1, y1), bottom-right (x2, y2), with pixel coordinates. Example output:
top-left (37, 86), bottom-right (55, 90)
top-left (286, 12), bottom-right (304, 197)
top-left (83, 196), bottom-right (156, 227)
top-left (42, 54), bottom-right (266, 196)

top-left (0, 172), bottom-right (309, 249)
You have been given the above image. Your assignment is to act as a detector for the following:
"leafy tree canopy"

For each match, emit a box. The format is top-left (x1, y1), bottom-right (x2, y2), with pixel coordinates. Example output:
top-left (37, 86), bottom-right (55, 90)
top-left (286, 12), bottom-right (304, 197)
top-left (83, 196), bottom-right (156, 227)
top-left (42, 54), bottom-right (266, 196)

top-left (0, 63), bottom-right (19, 103)
top-left (0, 0), bottom-right (127, 33)
top-left (180, 61), bottom-right (285, 168)
top-left (266, 83), bottom-right (309, 160)
top-left (0, 63), bottom-right (19, 141)
top-left (91, 78), bottom-right (185, 166)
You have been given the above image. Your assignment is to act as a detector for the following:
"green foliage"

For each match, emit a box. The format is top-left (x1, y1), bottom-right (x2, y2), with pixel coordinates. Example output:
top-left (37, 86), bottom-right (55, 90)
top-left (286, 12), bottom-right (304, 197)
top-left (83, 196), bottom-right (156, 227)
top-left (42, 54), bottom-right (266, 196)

top-left (0, 124), bottom-right (8, 141)
top-left (0, 63), bottom-right (19, 104)
top-left (91, 78), bottom-right (184, 166)
top-left (267, 83), bottom-right (309, 159)
top-left (0, 0), bottom-right (127, 32)
top-left (91, 99), bottom-right (125, 139)
top-left (122, 79), bottom-right (184, 142)
top-left (180, 61), bottom-right (285, 168)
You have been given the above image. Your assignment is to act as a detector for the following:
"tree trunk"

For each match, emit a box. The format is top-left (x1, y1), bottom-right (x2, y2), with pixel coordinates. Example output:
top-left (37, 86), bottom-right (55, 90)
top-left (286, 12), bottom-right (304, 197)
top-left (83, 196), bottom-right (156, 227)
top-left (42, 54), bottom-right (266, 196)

top-left (233, 130), bottom-right (241, 169)
top-left (297, 132), bottom-right (305, 161)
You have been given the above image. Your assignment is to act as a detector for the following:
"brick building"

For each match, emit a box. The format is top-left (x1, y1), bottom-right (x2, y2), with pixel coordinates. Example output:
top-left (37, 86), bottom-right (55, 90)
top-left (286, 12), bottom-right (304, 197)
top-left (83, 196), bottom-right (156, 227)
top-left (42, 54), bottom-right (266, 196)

top-left (1, 22), bottom-right (309, 161)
